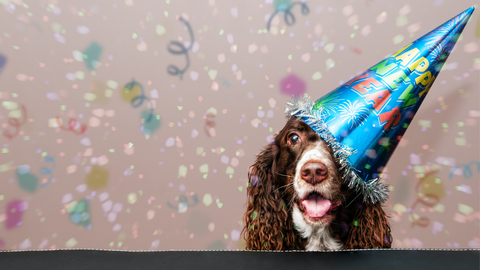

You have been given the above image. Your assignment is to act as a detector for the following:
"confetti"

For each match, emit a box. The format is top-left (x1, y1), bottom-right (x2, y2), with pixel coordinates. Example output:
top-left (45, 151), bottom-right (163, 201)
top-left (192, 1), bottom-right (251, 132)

top-left (396, 16), bottom-right (409, 27)
top-left (199, 164), bottom-right (209, 173)
top-left (208, 69), bottom-right (218, 80)
top-left (0, 1), bottom-right (477, 251)
top-left (85, 166), bottom-right (109, 190)
top-left (312, 71), bottom-right (322, 80)
top-left (190, 71), bottom-right (199, 81)
top-left (458, 204), bottom-right (474, 215)
top-left (65, 238), bottom-right (78, 248)
top-left (178, 165), bottom-right (187, 178)
top-left (0, 54), bottom-right (7, 76)
top-left (62, 193), bottom-right (73, 204)
top-left (83, 42), bottom-right (103, 70)
top-left (127, 193), bottom-right (137, 204)
top-left (280, 74), bottom-right (306, 96)
top-left (6, 200), bottom-right (26, 229)
top-left (147, 210), bottom-right (155, 220)
top-left (376, 12), bottom-right (387, 24)
top-left (77, 25), bottom-right (90, 35)
top-left (203, 194), bottom-right (213, 206)
top-left (231, 7), bottom-right (238, 18)
top-left (156, 25), bottom-right (166, 36)
top-left (16, 166), bottom-right (39, 193)
top-left (19, 239), bottom-right (32, 250)
top-left (231, 229), bottom-right (240, 241)
top-left (68, 199), bottom-right (91, 227)
top-left (248, 43), bottom-right (258, 54)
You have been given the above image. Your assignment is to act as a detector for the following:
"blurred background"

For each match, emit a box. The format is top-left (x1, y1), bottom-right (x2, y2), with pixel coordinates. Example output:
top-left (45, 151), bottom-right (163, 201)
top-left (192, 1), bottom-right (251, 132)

top-left (0, 0), bottom-right (478, 250)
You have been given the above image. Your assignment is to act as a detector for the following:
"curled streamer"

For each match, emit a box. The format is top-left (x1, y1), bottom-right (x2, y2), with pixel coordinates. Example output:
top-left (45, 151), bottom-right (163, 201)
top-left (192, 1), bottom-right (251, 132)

top-left (167, 17), bottom-right (194, 79)
top-left (124, 79), bottom-right (155, 123)
top-left (266, 2), bottom-right (309, 31)
top-left (167, 194), bottom-right (199, 210)
top-left (3, 105), bottom-right (27, 140)
top-left (56, 117), bottom-right (87, 134)
top-left (408, 171), bottom-right (440, 228)
top-left (408, 213), bottom-right (429, 228)
top-left (38, 156), bottom-right (55, 189)
top-left (449, 161), bottom-right (480, 180)
top-left (204, 114), bottom-right (216, 138)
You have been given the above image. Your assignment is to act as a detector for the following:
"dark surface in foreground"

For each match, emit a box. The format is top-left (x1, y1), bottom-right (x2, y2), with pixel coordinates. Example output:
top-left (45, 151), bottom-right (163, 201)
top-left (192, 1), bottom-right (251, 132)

top-left (0, 249), bottom-right (478, 270)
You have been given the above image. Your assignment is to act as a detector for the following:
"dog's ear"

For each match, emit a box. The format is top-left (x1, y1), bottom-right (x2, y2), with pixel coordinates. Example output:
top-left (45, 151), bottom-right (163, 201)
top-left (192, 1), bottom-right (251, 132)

top-left (241, 143), bottom-right (296, 250)
top-left (343, 202), bottom-right (392, 249)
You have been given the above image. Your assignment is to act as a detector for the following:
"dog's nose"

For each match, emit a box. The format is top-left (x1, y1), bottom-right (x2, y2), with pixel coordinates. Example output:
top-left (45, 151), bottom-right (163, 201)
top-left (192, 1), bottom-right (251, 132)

top-left (300, 162), bottom-right (328, 185)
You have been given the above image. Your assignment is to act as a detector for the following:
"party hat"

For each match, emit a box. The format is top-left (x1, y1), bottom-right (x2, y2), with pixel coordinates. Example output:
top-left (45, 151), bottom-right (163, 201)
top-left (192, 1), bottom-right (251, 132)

top-left (286, 7), bottom-right (475, 204)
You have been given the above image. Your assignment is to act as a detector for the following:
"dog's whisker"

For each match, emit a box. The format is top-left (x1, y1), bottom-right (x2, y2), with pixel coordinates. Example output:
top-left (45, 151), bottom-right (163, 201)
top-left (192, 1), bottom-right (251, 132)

top-left (273, 171), bottom-right (294, 178)
top-left (345, 192), bottom-right (362, 208)
top-left (287, 193), bottom-right (296, 210)
top-left (328, 220), bottom-right (343, 226)
top-left (275, 182), bottom-right (294, 192)
top-left (280, 185), bottom-right (294, 197)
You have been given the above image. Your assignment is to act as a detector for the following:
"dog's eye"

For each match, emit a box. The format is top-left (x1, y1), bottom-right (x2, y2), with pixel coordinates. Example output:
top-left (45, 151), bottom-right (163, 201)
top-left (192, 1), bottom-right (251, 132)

top-left (288, 134), bottom-right (301, 146)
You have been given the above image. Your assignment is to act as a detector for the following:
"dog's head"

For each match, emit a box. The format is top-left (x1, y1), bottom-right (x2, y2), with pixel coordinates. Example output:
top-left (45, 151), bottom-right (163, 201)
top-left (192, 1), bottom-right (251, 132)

top-left (273, 116), bottom-right (344, 227)
top-left (242, 116), bottom-right (392, 250)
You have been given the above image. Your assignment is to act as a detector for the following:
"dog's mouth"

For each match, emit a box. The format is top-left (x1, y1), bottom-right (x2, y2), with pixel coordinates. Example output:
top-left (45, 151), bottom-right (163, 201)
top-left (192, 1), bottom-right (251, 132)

top-left (298, 192), bottom-right (340, 220)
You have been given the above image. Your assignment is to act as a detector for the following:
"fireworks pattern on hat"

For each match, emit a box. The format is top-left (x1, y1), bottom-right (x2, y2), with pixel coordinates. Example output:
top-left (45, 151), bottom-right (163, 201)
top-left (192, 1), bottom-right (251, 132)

top-left (338, 100), bottom-right (369, 128)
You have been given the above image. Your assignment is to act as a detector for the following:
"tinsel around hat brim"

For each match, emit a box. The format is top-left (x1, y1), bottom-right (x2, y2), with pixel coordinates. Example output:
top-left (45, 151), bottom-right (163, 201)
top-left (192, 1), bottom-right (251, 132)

top-left (285, 96), bottom-right (389, 204)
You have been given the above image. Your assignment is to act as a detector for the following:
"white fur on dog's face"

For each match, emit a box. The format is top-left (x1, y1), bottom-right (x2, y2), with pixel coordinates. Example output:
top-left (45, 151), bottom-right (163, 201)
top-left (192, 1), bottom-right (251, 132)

top-left (293, 140), bottom-right (340, 201)
top-left (292, 205), bottom-right (342, 250)
top-left (291, 138), bottom-right (343, 250)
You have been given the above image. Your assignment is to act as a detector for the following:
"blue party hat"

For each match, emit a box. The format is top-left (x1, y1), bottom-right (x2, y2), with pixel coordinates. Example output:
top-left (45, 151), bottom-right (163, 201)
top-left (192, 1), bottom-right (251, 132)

top-left (286, 7), bottom-right (475, 203)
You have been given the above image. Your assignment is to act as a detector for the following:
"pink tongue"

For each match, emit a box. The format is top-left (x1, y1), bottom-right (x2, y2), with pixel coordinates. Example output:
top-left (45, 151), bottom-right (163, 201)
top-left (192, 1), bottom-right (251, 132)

top-left (302, 194), bottom-right (331, 218)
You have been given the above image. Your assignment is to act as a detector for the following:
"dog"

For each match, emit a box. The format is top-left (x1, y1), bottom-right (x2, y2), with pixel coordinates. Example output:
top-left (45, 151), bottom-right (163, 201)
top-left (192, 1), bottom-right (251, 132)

top-left (242, 116), bottom-right (392, 250)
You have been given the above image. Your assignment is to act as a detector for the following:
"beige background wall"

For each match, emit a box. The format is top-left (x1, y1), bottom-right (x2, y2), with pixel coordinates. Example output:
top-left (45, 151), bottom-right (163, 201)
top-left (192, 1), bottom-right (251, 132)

top-left (0, 0), bottom-right (479, 250)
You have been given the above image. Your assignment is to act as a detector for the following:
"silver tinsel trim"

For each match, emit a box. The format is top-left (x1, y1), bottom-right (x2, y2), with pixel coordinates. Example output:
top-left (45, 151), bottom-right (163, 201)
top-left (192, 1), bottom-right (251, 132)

top-left (285, 96), bottom-right (389, 204)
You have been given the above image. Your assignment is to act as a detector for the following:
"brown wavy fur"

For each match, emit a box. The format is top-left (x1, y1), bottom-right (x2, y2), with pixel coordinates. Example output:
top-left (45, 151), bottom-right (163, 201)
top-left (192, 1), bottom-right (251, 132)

top-left (343, 202), bottom-right (392, 249)
top-left (242, 116), bottom-right (392, 250)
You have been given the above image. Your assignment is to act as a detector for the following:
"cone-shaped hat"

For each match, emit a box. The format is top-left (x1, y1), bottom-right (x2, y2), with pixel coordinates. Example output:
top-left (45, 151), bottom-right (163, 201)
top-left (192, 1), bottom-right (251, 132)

top-left (286, 7), bottom-right (475, 204)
